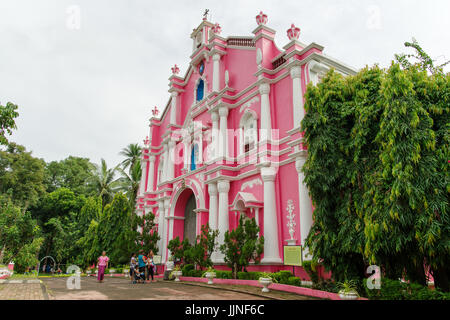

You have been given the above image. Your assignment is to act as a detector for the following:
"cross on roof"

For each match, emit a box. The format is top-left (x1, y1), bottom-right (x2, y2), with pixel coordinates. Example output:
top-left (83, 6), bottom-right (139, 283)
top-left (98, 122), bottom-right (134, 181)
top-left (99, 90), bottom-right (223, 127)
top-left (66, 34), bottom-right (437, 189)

top-left (151, 106), bottom-right (159, 116)
top-left (203, 9), bottom-right (209, 20)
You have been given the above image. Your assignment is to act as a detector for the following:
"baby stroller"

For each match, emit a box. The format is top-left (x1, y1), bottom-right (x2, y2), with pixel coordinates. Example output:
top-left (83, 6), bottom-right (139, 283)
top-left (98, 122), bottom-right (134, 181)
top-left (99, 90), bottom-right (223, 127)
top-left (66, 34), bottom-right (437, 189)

top-left (133, 264), bottom-right (146, 284)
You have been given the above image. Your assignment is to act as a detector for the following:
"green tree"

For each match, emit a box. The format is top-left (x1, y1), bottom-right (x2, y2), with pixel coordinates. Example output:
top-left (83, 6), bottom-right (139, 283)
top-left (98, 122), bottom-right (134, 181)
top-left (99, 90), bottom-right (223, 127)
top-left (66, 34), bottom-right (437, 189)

top-left (116, 160), bottom-right (141, 208)
top-left (135, 211), bottom-right (159, 256)
top-left (168, 237), bottom-right (194, 265)
top-left (219, 216), bottom-right (264, 279)
top-left (185, 223), bottom-right (219, 270)
top-left (0, 142), bottom-right (46, 210)
top-left (91, 158), bottom-right (118, 207)
top-left (44, 156), bottom-right (96, 196)
top-left (0, 101), bottom-right (19, 146)
top-left (0, 195), bottom-right (44, 272)
top-left (301, 43), bottom-right (449, 291)
top-left (119, 143), bottom-right (142, 172)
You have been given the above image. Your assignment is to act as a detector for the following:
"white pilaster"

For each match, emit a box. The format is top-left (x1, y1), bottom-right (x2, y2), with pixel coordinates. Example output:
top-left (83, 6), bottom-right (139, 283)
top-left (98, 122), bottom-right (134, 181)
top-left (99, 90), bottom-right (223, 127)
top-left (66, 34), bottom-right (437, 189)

top-left (216, 180), bottom-right (230, 262)
top-left (163, 198), bottom-right (171, 263)
top-left (139, 158), bottom-right (148, 196)
top-left (212, 53), bottom-right (221, 92)
top-left (170, 92), bottom-right (178, 125)
top-left (162, 142), bottom-right (169, 182)
top-left (260, 166), bottom-right (282, 263)
top-left (259, 82), bottom-right (272, 141)
top-left (290, 66), bottom-right (304, 128)
top-left (218, 106), bottom-right (228, 158)
top-left (157, 200), bottom-right (165, 257)
top-left (296, 157), bottom-right (313, 261)
top-left (211, 111), bottom-right (219, 160)
top-left (146, 155), bottom-right (156, 192)
top-left (183, 137), bottom-right (190, 172)
top-left (167, 140), bottom-right (175, 180)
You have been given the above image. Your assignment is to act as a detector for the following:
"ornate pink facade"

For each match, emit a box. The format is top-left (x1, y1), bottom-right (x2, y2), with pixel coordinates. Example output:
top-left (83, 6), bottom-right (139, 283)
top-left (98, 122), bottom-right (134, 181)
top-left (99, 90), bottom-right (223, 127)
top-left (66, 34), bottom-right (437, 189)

top-left (136, 12), bottom-right (356, 270)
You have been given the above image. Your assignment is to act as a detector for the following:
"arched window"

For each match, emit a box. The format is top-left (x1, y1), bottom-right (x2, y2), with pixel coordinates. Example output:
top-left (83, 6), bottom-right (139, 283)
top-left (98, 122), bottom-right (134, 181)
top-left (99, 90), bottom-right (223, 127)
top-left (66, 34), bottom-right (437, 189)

top-left (240, 111), bottom-right (258, 154)
top-left (196, 79), bottom-right (204, 102)
top-left (190, 143), bottom-right (199, 171)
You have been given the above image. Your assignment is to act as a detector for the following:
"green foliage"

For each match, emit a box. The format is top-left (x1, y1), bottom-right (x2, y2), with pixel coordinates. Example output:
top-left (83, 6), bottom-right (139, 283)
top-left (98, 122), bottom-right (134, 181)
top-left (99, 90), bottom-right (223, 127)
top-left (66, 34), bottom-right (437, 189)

top-left (287, 276), bottom-right (302, 287)
top-left (0, 102), bottom-right (19, 146)
top-left (0, 195), bottom-right (44, 271)
top-left (168, 236), bottom-right (193, 265)
top-left (91, 158), bottom-right (119, 207)
top-left (44, 156), bottom-right (96, 196)
top-left (302, 50), bottom-right (449, 290)
top-left (219, 216), bottom-right (264, 279)
top-left (365, 278), bottom-right (450, 300)
top-left (184, 224), bottom-right (219, 270)
top-left (0, 142), bottom-right (46, 210)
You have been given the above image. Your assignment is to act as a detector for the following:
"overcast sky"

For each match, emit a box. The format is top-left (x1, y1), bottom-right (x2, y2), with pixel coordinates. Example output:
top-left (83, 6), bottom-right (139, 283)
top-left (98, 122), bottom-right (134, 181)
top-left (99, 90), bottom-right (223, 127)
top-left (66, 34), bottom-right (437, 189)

top-left (1, 0), bottom-right (449, 166)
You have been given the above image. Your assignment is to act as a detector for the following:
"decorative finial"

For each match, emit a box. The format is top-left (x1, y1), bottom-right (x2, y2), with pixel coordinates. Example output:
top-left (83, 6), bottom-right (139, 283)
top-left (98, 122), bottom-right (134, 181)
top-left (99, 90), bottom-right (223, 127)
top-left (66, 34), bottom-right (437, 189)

top-left (203, 9), bottom-right (209, 21)
top-left (256, 11), bottom-right (268, 25)
top-left (287, 24), bottom-right (300, 40)
top-left (171, 64), bottom-right (180, 75)
top-left (151, 106), bottom-right (159, 116)
top-left (212, 23), bottom-right (221, 35)
top-left (143, 136), bottom-right (150, 146)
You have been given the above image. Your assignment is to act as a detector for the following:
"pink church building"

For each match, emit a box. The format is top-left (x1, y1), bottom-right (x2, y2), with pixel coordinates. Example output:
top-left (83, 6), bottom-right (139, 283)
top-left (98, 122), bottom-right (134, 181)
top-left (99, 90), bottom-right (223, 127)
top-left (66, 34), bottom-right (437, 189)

top-left (135, 12), bottom-right (356, 272)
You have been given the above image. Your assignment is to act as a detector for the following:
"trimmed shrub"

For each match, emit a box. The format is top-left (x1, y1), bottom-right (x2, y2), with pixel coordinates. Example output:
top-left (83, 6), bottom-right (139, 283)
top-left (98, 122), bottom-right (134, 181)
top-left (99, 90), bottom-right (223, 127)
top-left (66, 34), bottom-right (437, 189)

top-left (182, 264), bottom-right (195, 275)
top-left (287, 276), bottom-right (302, 287)
top-left (215, 270), bottom-right (232, 279)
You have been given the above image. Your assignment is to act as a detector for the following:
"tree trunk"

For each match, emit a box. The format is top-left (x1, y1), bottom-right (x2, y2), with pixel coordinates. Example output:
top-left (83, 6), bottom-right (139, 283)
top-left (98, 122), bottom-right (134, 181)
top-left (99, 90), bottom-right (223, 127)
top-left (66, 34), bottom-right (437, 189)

top-left (433, 266), bottom-right (450, 292)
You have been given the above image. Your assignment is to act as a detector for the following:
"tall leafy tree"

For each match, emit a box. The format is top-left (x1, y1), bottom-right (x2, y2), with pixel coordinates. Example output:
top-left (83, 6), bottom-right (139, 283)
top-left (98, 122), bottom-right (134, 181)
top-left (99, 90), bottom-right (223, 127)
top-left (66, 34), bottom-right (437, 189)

top-left (0, 195), bottom-right (44, 271)
top-left (0, 142), bottom-right (46, 210)
top-left (115, 160), bottom-right (141, 208)
top-left (91, 158), bottom-right (118, 207)
top-left (119, 143), bottom-right (142, 171)
top-left (220, 216), bottom-right (264, 279)
top-left (44, 156), bottom-right (96, 196)
top-left (0, 101), bottom-right (19, 146)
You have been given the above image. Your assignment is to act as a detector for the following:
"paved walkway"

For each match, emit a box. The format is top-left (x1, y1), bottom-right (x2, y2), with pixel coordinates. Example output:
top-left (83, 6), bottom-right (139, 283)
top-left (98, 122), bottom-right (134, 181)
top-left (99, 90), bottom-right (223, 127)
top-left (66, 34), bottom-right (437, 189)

top-left (0, 277), bottom-right (320, 300)
top-left (0, 280), bottom-right (46, 300)
top-left (43, 277), bottom-right (268, 300)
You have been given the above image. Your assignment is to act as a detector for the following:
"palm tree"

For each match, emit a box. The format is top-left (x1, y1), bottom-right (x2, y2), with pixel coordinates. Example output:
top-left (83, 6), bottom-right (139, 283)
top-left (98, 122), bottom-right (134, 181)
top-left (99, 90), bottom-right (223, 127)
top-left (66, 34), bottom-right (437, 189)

top-left (91, 158), bottom-right (118, 207)
top-left (119, 143), bottom-right (142, 172)
top-left (115, 161), bottom-right (142, 209)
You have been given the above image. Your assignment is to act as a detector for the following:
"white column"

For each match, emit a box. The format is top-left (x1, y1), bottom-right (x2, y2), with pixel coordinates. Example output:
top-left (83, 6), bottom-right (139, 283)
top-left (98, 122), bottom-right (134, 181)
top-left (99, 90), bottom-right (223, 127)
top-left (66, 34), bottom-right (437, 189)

top-left (157, 200), bottom-right (165, 256)
top-left (139, 158), bottom-right (148, 196)
top-left (208, 182), bottom-right (218, 230)
top-left (290, 66), bottom-right (304, 128)
top-left (260, 166), bottom-right (282, 263)
top-left (146, 155), bottom-right (156, 192)
top-left (162, 142), bottom-right (169, 182)
top-left (170, 92), bottom-right (178, 125)
top-left (296, 157), bottom-right (313, 261)
top-left (167, 140), bottom-right (175, 180)
top-left (212, 53), bottom-right (220, 92)
top-left (183, 137), bottom-right (190, 171)
top-left (162, 198), bottom-right (171, 263)
top-left (259, 82), bottom-right (272, 141)
top-left (216, 180), bottom-right (230, 262)
top-left (218, 106), bottom-right (228, 158)
top-left (211, 111), bottom-right (219, 160)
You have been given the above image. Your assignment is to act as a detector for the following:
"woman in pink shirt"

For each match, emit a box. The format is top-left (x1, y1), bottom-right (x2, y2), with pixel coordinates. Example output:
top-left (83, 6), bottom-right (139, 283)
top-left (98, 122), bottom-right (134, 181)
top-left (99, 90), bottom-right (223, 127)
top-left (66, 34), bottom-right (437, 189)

top-left (97, 251), bottom-right (109, 283)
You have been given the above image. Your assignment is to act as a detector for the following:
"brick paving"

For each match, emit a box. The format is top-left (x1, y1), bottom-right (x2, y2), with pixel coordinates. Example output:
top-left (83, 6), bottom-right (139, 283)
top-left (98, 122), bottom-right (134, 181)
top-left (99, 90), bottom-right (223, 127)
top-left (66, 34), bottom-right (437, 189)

top-left (0, 280), bottom-right (46, 300)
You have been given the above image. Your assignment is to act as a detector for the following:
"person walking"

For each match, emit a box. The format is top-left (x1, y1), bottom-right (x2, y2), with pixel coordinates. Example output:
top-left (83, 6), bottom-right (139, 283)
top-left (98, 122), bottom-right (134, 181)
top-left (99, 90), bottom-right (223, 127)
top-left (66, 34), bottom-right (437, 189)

top-left (146, 250), bottom-right (155, 282)
top-left (130, 253), bottom-right (137, 284)
top-left (97, 251), bottom-right (109, 283)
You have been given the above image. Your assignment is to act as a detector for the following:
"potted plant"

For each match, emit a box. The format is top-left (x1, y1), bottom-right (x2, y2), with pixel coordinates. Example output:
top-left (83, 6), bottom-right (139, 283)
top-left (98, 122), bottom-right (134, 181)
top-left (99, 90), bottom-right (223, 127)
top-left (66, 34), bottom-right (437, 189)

top-left (202, 267), bottom-right (216, 284)
top-left (338, 280), bottom-right (360, 300)
top-left (258, 272), bottom-right (276, 293)
top-left (170, 265), bottom-right (183, 282)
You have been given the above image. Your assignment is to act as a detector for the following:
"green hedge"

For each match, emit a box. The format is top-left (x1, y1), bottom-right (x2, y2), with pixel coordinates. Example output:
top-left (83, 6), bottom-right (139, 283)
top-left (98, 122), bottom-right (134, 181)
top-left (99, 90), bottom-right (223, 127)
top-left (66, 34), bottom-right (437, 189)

top-left (365, 278), bottom-right (450, 300)
top-left (287, 276), bottom-right (302, 287)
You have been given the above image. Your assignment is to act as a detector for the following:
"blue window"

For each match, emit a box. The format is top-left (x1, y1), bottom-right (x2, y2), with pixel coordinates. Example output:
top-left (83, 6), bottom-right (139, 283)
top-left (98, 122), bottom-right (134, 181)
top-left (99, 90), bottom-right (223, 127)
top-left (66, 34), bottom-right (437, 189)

top-left (190, 144), bottom-right (198, 171)
top-left (196, 79), bottom-right (204, 101)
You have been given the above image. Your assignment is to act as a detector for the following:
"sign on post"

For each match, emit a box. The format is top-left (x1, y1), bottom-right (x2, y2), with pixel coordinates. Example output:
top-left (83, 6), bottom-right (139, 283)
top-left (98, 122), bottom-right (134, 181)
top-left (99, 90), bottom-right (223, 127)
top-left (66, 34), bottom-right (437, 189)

top-left (283, 245), bottom-right (302, 267)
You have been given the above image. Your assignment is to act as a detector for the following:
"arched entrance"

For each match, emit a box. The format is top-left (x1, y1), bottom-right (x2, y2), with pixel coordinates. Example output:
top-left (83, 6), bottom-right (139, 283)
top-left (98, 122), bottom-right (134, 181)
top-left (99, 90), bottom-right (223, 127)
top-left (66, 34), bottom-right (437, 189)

top-left (184, 194), bottom-right (197, 244)
top-left (172, 188), bottom-right (198, 245)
